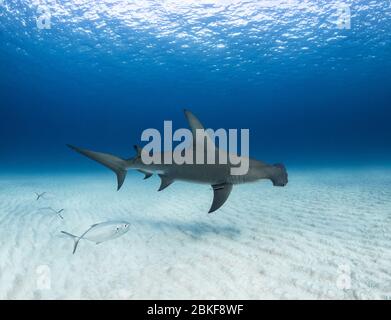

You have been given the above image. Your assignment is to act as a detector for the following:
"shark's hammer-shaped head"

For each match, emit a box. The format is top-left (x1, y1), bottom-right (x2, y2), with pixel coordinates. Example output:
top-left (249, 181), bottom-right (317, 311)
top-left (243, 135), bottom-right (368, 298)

top-left (247, 160), bottom-right (288, 186)
top-left (269, 163), bottom-right (288, 187)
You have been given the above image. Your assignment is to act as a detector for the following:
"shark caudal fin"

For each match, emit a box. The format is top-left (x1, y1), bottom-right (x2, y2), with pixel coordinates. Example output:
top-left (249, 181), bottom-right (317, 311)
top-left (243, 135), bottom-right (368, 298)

top-left (67, 144), bottom-right (128, 190)
top-left (61, 231), bottom-right (82, 254)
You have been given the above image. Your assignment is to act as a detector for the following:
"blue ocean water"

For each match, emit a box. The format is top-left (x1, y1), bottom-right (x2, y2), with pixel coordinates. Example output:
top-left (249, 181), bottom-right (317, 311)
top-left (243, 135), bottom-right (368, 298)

top-left (2, 1), bottom-right (391, 301)
top-left (1, 1), bottom-right (390, 172)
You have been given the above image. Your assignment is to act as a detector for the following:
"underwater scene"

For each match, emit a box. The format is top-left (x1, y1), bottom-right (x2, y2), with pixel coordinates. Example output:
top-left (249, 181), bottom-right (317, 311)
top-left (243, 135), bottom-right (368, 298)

top-left (0, 1), bottom-right (390, 299)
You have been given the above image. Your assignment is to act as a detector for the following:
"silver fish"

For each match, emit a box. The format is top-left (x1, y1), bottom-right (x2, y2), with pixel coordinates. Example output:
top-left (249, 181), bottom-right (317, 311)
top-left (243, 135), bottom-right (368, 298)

top-left (61, 221), bottom-right (130, 254)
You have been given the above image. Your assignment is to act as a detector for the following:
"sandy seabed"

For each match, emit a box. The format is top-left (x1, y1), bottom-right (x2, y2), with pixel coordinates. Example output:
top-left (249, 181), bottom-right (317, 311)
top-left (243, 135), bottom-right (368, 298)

top-left (0, 168), bottom-right (390, 299)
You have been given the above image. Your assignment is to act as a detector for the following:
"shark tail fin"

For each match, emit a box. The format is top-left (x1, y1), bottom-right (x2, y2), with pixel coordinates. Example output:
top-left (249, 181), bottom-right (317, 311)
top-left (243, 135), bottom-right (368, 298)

top-left (61, 231), bottom-right (82, 254)
top-left (67, 144), bottom-right (128, 191)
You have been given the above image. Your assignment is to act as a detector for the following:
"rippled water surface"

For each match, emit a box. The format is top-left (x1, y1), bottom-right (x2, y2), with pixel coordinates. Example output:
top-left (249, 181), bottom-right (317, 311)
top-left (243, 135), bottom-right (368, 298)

top-left (2, 1), bottom-right (391, 80)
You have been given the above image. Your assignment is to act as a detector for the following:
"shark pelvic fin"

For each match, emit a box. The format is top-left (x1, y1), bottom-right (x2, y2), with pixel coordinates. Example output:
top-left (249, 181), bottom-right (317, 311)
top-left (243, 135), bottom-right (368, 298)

top-left (209, 183), bottom-right (233, 213)
top-left (158, 174), bottom-right (174, 191)
top-left (138, 169), bottom-right (153, 180)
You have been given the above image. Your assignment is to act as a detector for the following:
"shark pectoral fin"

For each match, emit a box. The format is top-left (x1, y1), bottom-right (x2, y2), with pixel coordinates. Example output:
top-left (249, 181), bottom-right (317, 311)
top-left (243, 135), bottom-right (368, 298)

top-left (158, 174), bottom-right (174, 191)
top-left (137, 169), bottom-right (153, 180)
top-left (209, 183), bottom-right (233, 213)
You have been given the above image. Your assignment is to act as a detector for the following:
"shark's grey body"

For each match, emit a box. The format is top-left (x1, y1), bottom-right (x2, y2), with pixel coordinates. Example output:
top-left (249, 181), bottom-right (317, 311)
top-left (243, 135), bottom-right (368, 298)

top-left (68, 110), bottom-right (288, 213)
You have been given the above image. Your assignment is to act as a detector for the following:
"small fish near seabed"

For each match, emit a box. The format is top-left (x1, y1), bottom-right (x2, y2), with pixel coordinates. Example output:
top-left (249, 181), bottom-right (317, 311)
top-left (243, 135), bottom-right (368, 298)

top-left (61, 221), bottom-right (130, 254)
top-left (35, 192), bottom-right (46, 200)
top-left (39, 207), bottom-right (65, 219)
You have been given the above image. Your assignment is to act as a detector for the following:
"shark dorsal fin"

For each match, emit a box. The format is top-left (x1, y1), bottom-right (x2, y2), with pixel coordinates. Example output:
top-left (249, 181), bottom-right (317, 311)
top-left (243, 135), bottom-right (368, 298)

top-left (158, 174), bottom-right (174, 191)
top-left (184, 109), bottom-right (205, 135)
top-left (209, 183), bottom-right (233, 213)
top-left (183, 109), bottom-right (217, 152)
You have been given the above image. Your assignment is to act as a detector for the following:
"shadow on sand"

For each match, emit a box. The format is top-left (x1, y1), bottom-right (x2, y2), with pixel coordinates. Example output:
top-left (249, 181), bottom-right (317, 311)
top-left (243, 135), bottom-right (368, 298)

top-left (131, 217), bottom-right (241, 240)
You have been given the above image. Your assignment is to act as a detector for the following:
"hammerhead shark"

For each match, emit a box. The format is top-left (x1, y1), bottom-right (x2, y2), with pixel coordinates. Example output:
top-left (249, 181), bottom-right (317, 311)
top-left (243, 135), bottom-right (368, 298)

top-left (67, 110), bottom-right (288, 213)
